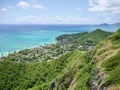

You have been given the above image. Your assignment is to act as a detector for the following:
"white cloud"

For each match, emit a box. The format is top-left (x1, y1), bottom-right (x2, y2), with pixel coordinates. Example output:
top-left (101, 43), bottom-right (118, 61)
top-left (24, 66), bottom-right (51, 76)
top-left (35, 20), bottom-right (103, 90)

top-left (17, 0), bottom-right (45, 9)
top-left (32, 4), bottom-right (45, 9)
top-left (106, 17), bottom-right (112, 22)
top-left (17, 1), bottom-right (30, 9)
top-left (13, 14), bottom-right (115, 24)
top-left (0, 7), bottom-right (8, 11)
top-left (55, 15), bottom-right (64, 22)
top-left (88, 0), bottom-right (120, 14)
top-left (19, 15), bottom-right (91, 24)
top-left (0, 6), bottom-right (15, 12)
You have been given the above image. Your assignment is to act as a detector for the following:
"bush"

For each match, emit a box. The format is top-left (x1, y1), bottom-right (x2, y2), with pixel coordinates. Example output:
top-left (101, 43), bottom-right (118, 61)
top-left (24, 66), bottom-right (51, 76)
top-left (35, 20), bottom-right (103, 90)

top-left (104, 67), bottom-right (120, 86)
top-left (97, 49), bottom-right (108, 56)
top-left (103, 51), bottom-right (120, 71)
top-left (102, 50), bottom-right (120, 86)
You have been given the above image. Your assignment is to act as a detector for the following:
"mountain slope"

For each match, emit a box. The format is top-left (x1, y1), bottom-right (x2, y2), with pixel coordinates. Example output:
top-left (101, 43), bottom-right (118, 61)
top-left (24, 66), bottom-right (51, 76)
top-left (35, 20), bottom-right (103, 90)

top-left (0, 50), bottom-right (84, 90)
top-left (56, 32), bottom-right (88, 41)
top-left (77, 29), bottom-right (113, 45)
top-left (57, 29), bottom-right (113, 45)
top-left (56, 29), bottom-right (113, 51)
top-left (86, 28), bottom-right (120, 90)
top-left (54, 28), bottom-right (120, 90)
top-left (0, 28), bottom-right (120, 90)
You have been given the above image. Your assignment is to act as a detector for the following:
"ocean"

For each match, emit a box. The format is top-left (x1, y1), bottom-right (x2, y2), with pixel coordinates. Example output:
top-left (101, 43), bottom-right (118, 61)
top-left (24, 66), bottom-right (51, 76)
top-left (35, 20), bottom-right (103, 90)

top-left (0, 24), bottom-right (119, 56)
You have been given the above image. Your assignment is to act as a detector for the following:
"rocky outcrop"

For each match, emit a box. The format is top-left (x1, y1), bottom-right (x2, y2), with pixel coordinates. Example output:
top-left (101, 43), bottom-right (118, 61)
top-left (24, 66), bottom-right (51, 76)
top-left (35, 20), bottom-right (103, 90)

top-left (49, 80), bottom-right (57, 90)
top-left (89, 69), bottom-right (107, 90)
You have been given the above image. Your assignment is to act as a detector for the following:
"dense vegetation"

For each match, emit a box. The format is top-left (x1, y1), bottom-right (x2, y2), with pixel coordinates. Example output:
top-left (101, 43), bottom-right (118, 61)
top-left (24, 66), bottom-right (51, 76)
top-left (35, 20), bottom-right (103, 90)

top-left (77, 29), bottom-right (113, 44)
top-left (88, 28), bottom-right (120, 89)
top-left (101, 29), bottom-right (120, 87)
top-left (0, 51), bottom-right (85, 90)
top-left (0, 28), bottom-right (120, 90)
top-left (56, 29), bottom-right (113, 45)
top-left (103, 51), bottom-right (120, 85)
top-left (56, 32), bottom-right (88, 41)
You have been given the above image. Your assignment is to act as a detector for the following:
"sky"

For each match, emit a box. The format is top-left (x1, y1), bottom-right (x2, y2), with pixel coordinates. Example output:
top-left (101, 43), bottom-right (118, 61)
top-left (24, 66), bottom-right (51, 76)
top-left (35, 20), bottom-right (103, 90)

top-left (0, 0), bottom-right (120, 24)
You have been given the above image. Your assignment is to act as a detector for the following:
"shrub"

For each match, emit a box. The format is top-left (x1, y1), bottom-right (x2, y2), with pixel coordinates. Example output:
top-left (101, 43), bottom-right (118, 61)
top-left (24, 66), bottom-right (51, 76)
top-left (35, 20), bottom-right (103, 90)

top-left (103, 51), bottom-right (120, 71)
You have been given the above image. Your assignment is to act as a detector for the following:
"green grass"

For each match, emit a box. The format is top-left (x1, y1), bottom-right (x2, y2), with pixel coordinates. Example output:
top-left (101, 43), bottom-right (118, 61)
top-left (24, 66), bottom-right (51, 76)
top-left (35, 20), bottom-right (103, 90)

top-left (107, 66), bottom-right (120, 84)
top-left (56, 32), bottom-right (88, 41)
top-left (0, 28), bottom-right (120, 90)
top-left (97, 49), bottom-right (108, 56)
top-left (103, 51), bottom-right (120, 71)
top-left (74, 52), bottom-right (94, 90)
top-left (48, 50), bottom-right (83, 90)
top-left (102, 50), bottom-right (120, 86)
top-left (77, 29), bottom-right (113, 45)
top-left (0, 52), bottom-right (68, 90)
top-left (0, 50), bottom-right (83, 90)
top-left (57, 29), bottom-right (112, 46)
top-left (75, 67), bottom-right (91, 90)
top-left (103, 66), bottom-right (120, 86)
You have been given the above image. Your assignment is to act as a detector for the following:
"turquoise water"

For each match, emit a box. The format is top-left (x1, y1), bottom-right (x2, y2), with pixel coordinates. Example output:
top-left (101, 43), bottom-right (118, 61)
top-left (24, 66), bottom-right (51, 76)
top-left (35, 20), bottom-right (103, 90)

top-left (0, 24), bottom-right (119, 56)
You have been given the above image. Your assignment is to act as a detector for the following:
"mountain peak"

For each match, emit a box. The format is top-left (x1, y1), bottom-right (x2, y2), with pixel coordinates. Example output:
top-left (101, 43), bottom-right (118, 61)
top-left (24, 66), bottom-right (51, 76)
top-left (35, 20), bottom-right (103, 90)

top-left (91, 29), bottom-right (106, 33)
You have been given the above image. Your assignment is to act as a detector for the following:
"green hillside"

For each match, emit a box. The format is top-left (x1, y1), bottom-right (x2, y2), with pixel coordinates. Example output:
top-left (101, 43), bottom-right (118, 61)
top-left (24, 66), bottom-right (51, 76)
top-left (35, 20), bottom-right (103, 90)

top-left (56, 32), bottom-right (88, 41)
top-left (57, 29), bottom-right (113, 45)
top-left (0, 50), bottom-right (84, 90)
top-left (77, 29), bottom-right (113, 45)
top-left (0, 28), bottom-right (120, 90)
top-left (86, 28), bottom-right (120, 90)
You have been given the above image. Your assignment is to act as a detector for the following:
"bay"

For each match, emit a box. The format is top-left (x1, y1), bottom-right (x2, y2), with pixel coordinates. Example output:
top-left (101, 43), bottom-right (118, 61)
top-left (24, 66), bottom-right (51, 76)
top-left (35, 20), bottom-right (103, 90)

top-left (0, 24), bottom-right (119, 56)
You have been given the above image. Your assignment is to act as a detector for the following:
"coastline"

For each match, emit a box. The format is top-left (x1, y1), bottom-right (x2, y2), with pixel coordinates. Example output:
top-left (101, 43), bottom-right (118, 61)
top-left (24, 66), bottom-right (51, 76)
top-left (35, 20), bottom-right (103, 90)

top-left (0, 25), bottom-right (118, 57)
top-left (0, 40), bottom-right (57, 58)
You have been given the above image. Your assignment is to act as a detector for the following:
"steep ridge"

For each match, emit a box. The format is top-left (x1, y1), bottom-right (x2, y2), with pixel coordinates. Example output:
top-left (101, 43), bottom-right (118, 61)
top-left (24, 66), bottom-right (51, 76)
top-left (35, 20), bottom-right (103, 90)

top-left (86, 28), bottom-right (120, 90)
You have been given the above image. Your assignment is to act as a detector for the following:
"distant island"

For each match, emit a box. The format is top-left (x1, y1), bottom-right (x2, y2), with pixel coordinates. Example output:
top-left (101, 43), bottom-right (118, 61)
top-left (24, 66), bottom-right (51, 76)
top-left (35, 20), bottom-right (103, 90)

top-left (100, 23), bottom-right (109, 26)
top-left (113, 23), bottom-right (120, 26)
top-left (100, 22), bottom-right (120, 26)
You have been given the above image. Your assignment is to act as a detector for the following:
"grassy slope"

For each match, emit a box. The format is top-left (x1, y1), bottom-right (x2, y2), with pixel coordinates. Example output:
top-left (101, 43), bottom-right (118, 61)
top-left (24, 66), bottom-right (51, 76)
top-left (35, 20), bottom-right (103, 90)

top-left (0, 50), bottom-right (84, 90)
top-left (56, 32), bottom-right (88, 41)
top-left (102, 29), bottom-right (120, 89)
top-left (77, 29), bottom-right (113, 45)
top-left (56, 29), bottom-right (113, 45)
top-left (0, 28), bottom-right (119, 90)
top-left (88, 28), bottom-right (120, 89)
